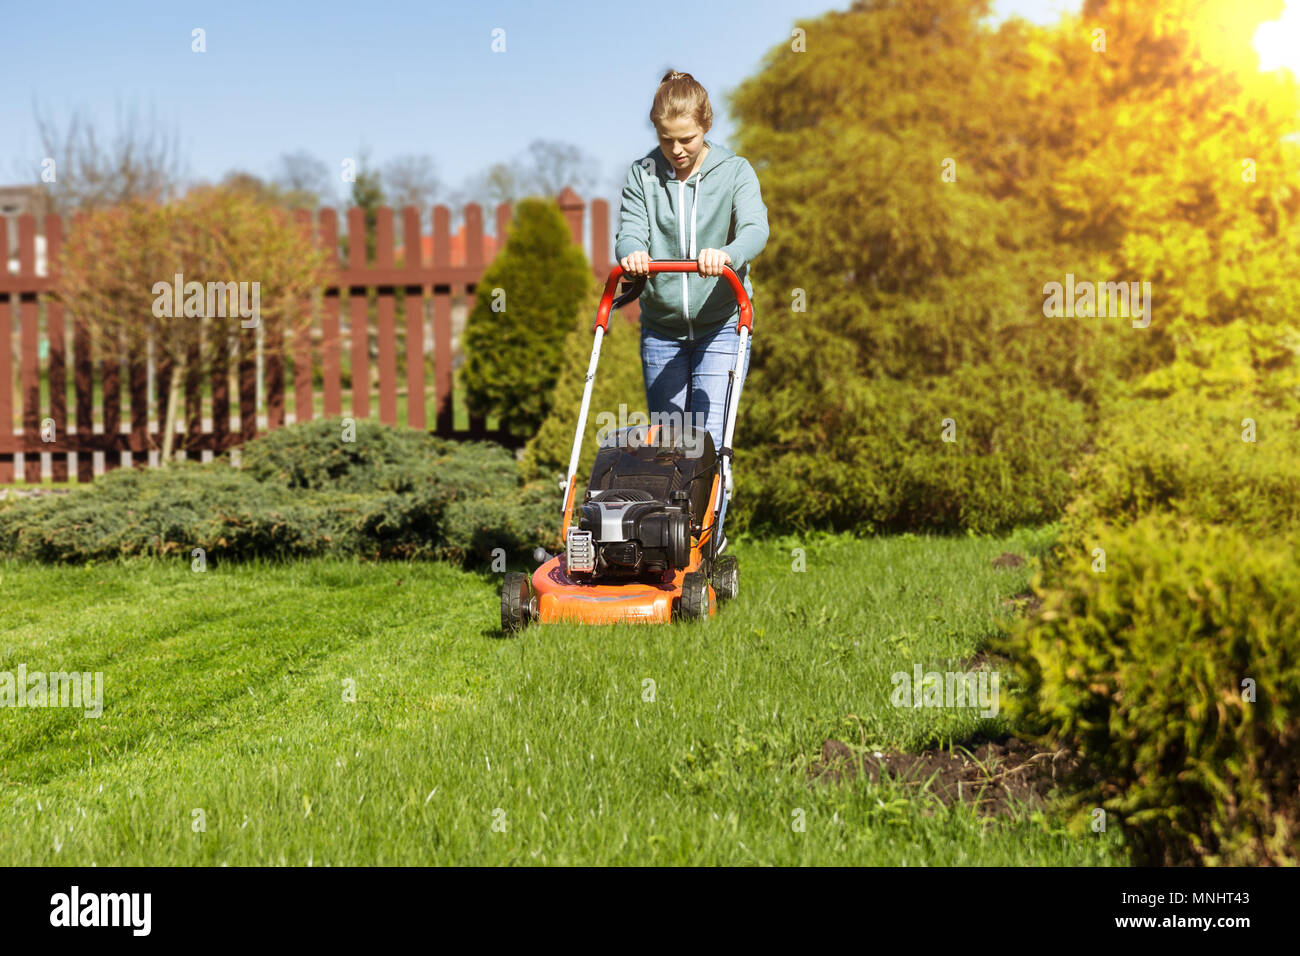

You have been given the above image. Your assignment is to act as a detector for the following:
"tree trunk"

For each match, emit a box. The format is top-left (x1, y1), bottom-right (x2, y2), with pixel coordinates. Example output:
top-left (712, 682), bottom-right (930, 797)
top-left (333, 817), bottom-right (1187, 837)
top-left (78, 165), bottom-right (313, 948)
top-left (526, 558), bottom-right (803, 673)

top-left (161, 360), bottom-right (184, 466)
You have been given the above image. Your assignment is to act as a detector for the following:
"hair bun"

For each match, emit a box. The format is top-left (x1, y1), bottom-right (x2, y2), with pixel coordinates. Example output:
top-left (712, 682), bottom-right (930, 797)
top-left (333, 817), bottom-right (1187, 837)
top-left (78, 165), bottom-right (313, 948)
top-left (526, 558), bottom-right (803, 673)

top-left (652, 70), bottom-right (712, 133)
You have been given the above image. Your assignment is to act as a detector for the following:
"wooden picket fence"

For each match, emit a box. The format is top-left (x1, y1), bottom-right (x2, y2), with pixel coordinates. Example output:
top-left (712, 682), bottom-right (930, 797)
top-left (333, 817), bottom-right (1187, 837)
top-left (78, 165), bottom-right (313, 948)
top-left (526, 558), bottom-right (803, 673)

top-left (0, 187), bottom-right (637, 484)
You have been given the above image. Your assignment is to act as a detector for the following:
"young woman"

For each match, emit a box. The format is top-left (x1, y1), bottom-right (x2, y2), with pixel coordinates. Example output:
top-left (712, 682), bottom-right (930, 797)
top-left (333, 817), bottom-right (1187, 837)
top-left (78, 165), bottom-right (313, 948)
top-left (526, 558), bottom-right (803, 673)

top-left (615, 70), bottom-right (770, 553)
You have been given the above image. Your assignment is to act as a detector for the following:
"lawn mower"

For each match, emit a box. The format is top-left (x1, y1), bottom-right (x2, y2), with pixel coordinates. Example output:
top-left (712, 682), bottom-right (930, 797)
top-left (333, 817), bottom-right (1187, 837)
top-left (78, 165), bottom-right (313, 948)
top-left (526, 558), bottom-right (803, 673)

top-left (501, 259), bottom-right (752, 632)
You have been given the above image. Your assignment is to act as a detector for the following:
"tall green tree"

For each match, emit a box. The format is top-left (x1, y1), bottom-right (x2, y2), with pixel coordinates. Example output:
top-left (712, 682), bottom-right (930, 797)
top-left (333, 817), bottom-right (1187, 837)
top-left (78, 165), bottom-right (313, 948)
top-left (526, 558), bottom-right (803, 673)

top-left (724, 0), bottom-right (1113, 533)
top-left (461, 198), bottom-right (596, 437)
top-left (714, 0), bottom-right (1300, 535)
top-left (1049, 0), bottom-right (1300, 406)
top-left (348, 156), bottom-right (385, 264)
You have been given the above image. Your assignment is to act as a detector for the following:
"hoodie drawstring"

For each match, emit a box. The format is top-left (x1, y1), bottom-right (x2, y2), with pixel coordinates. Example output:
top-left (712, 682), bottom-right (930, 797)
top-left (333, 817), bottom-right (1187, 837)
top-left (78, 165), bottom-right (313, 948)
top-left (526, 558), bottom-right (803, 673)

top-left (677, 165), bottom-right (703, 342)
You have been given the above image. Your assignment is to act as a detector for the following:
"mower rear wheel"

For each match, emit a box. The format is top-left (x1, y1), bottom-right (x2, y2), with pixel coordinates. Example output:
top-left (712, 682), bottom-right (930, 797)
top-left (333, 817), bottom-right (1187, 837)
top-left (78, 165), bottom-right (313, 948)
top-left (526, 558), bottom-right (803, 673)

top-left (678, 571), bottom-right (711, 620)
top-left (501, 571), bottom-right (531, 634)
top-left (712, 555), bottom-right (738, 602)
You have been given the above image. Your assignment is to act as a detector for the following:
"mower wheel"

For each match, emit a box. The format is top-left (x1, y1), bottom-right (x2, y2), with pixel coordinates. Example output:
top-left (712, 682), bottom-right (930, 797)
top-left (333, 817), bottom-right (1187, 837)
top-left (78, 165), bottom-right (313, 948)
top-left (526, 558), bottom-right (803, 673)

top-left (712, 555), bottom-right (738, 602)
top-left (501, 571), bottom-right (531, 634)
top-left (678, 571), bottom-right (711, 620)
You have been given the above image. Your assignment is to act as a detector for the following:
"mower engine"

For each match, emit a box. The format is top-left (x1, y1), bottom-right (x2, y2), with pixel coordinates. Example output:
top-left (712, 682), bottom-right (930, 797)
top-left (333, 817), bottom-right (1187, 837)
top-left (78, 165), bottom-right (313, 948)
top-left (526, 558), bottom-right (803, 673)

top-left (566, 424), bottom-right (718, 580)
top-left (569, 488), bottom-right (692, 577)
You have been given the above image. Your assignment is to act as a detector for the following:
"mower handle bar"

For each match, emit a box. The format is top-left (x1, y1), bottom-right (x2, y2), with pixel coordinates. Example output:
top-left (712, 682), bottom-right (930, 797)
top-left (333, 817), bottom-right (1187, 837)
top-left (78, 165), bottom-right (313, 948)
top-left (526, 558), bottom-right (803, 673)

top-left (561, 258), bottom-right (751, 541)
top-left (595, 259), bottom-right (753, 333)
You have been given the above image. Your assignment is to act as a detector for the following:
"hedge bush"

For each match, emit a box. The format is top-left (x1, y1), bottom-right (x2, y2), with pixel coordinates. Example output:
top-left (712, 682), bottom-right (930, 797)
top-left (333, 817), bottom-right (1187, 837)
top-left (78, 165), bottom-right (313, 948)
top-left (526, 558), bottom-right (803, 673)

top-left (993, 512), bottom-right (1300, 865)
top-left (0, 420), bottom-right (559, 565)
top-left (732, 362), bottom-right (1090, 535)
top-left (240, 416), bottom-right (458, 492)
top-left (1058, 395), bottom-right (1300, 548)
top-left (0, 464), bottom-right (346, 563)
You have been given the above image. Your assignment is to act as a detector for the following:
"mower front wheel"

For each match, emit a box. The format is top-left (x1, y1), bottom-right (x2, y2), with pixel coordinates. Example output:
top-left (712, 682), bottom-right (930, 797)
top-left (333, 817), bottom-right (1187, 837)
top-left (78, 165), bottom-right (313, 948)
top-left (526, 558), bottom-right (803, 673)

top-left (677, 571), bottom-right (711, 621)
top-left (501, 571), bottom-right (532, 634)
top-left (712, 555), bottom-right (738, 602)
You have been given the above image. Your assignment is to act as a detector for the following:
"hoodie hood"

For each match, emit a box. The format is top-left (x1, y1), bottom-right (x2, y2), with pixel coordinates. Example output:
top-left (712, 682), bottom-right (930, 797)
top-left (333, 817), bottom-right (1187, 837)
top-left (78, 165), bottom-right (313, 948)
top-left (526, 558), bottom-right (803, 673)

top-left (647, 139), bottom-right (734, 184)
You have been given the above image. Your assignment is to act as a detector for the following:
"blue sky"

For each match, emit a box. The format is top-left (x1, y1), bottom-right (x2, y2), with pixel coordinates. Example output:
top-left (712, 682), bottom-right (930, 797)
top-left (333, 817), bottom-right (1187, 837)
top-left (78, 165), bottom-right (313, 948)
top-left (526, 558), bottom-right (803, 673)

top-left (1, 0), bottom-right (1078, 208)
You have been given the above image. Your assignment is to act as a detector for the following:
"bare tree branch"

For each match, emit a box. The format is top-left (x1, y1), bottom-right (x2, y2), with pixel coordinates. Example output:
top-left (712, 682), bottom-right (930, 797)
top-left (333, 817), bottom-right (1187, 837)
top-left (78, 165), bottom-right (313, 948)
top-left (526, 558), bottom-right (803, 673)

top-left (24, 98), bottom-right (188, 217)
top-left (272, 150), bottom-right (334, 206)
top-left (518, 139), bottom-right (600, 198)
top-left (381, 153), bottom-right (441, 232)
top-left (446, 140), bottom-right (601, 227)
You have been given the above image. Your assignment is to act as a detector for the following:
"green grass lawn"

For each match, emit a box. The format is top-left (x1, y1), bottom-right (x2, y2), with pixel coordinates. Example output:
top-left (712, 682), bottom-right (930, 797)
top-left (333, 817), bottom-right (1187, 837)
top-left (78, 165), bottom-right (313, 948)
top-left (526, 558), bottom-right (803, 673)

top-left (0, 527), bottom-right (1126, 865)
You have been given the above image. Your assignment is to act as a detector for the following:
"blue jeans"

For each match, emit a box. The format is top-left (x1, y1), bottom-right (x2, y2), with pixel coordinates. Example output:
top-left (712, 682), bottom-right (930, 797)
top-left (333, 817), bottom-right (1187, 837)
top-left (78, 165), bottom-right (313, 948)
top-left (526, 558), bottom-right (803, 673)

top-left (640, 318), bottom-right (751, 455)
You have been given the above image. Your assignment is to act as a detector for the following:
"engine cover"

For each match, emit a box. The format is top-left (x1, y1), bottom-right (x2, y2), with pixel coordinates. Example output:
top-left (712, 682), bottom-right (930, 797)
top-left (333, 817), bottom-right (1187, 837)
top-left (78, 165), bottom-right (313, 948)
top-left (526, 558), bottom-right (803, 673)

top-left (574, 423), bottom-right (719, 578)
top-left (576, 494), bottom-right (690, 575)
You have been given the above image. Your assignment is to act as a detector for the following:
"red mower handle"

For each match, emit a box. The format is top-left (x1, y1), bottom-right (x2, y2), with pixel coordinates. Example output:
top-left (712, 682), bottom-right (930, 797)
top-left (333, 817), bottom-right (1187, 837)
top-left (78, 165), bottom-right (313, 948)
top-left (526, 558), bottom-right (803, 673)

top-left (594, 259), bottom-right (753, 334)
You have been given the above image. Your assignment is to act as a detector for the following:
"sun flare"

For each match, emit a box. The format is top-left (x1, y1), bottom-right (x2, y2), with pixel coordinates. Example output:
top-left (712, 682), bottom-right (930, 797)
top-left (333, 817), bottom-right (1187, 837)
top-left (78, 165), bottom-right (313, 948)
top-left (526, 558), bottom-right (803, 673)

top-left (1255, 0), bottom-right (1300, 72)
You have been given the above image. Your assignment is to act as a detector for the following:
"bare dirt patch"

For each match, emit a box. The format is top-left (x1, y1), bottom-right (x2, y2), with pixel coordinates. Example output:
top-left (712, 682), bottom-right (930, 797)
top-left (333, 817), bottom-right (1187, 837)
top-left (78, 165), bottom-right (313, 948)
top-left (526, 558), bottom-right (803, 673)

top-left (959, 648), bottom-right (1010, 671)
top-left (809, 551), bottom-right (1073, 817)
top-left (1000, 588), bottom-right (1043, 615)
top-left (809, 736), bottom-right (1083, 817)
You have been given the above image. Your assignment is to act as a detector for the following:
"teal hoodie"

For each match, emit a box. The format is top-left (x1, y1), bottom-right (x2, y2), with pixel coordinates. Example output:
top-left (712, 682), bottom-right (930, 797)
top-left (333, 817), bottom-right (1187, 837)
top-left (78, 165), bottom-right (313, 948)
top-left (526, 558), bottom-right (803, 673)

top-left (614, 140), bottom-right (770, 342)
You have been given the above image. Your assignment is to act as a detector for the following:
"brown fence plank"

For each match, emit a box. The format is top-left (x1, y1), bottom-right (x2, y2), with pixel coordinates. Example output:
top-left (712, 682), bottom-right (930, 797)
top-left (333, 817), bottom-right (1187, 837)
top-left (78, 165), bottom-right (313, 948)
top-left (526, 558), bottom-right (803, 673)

top-left (433, 290), bottom-right (452, 436)
top-left (403, 206), bottom-right (425, 430)
top-left (322, 293), bottom-right (342, 417)
top-left (375, 207), bottom-right (397, 424)
top-left (18, 216), bottom-right (41, 482)
top-left (292, 209), bottom-right (314, 424)
top-left (73, 251), bottom-right (93, 482)
top-left (0, 276), bottom-right (54, 295)
top-left (465, 203), bottom-right (483, 269)
top-left (129, 339), bottom-right (147, 467)
top-left (210, 322), bottom-right (228, 462)
top-left (293, 304), bottom-right (313, 425)
top-left (348, 291), bottom-right (369, 419)
top-left (377, 291), bottom-right (396, 425)
top-left (375, 207), bottom-right (394, 270)
top-left (319, 209), bottom-right (342, 417)
top-left (46, 215), bottom-right (67, 481)
top-left (157, 351), bottom-right (174, 461)
top-left (69, 213), bottom-right (93, 480)
top-left (464, 204), bottom-right (485, 436)
top-left (266, 310), bottom-right (284, 430)
top-left (18, 432), bottom-right (223, 454)
top-left (559, 188), bottom-right (583, 245)
top-left (20, 296), bottom-right (39, 482)
top-left (0, 220), bottom-right (10, 483)
top-left (102, 342), bottom-right (120, 473)
top-left (239, 324), bottom-right (256, 444)
top-left (432, 205), bottom-right (452, 436)
top-left (495, 202), bottom-right (511, 251)
top-left (590, 198), bottom-right (609, 278)
top-left (405, 293), bottom-right (425, 431)
top-left (333, 266), bottom-right (479, 287)
top-left (347, 208), bottom-right (370, 419)
top-left (185, 337), bottom-right (202, 461)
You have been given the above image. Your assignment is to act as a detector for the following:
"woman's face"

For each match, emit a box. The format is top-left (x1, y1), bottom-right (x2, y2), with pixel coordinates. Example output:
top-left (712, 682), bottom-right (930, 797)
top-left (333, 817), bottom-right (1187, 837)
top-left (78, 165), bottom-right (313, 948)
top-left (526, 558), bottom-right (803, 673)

top-left (657, 116), bottom-right (708, 173)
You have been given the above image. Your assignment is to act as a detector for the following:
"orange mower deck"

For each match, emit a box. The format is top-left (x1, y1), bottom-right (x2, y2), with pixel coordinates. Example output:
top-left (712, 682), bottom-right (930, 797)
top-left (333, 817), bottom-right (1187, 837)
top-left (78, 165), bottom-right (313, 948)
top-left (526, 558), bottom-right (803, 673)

top-left (530, 551), bottom-right (717, 626)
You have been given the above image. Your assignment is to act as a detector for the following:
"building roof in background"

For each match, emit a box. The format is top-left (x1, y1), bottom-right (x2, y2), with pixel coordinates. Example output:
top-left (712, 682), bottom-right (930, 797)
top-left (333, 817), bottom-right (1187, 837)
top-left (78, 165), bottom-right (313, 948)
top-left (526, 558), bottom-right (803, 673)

top-left (395, 226), bottom-right (499, 267)
top-left (0, 185), bottom-right (45, 275)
